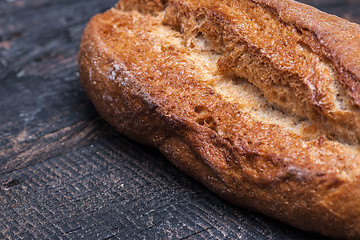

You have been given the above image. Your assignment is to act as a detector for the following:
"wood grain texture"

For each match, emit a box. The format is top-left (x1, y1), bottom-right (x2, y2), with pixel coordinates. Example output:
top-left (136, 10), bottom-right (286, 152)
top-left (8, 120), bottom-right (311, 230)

top-left (0, 0), bottom-right (358, 239)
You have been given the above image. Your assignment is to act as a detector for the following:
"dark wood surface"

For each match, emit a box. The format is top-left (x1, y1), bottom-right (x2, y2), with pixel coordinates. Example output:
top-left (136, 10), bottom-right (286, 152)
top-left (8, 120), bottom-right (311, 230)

top-left (1, 0), bottom-right (359, 239)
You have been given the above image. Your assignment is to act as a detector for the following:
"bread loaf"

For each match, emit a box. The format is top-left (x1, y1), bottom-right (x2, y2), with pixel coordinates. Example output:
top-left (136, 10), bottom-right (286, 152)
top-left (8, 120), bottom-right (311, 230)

top-left (78, 0), bottom-right (360, 238)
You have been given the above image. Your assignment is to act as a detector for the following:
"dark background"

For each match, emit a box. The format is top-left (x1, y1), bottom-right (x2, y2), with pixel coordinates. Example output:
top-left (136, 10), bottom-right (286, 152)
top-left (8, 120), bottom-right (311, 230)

top-left (1, 0), bottom-right (359, 239)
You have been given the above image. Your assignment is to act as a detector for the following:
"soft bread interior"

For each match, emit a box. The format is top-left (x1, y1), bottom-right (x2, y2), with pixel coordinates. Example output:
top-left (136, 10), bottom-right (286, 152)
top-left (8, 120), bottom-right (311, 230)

top-left (150, 22), bottom-right (316, 137)
top-left (117, 0), bottom-right (360, 145)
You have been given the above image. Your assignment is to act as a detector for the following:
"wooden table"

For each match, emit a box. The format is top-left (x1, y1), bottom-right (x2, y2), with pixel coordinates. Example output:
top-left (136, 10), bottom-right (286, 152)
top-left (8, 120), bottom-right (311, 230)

top-left (1, 0), bottom-right (359, 239)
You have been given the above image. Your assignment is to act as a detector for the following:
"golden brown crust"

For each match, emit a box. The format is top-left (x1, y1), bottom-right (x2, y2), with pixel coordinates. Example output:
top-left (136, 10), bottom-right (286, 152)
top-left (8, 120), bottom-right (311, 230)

top-left (254, 0), bottom-right (360, 102)
top-left (79, 8), bottom-right (360, 239)
top-left (118, 0), bottom-right (360, 106)
top-left (116, 0), bottom-right (360, 145)
top-left (116, 0), bottom-right (166, 14)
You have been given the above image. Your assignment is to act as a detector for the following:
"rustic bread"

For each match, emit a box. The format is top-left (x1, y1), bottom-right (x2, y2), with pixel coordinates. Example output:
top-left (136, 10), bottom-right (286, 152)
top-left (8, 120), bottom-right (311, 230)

top-left (79, 0), bottom-right (360, 239)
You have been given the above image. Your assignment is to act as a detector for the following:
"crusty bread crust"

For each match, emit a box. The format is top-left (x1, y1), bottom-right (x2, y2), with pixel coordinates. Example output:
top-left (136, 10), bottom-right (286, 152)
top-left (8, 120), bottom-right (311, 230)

top-left (79, 2), bottom-right (360, 239)
top-left (118, 0), bottom-right (360, 145)
top-left (255, 0), bottom-right (360, 93)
